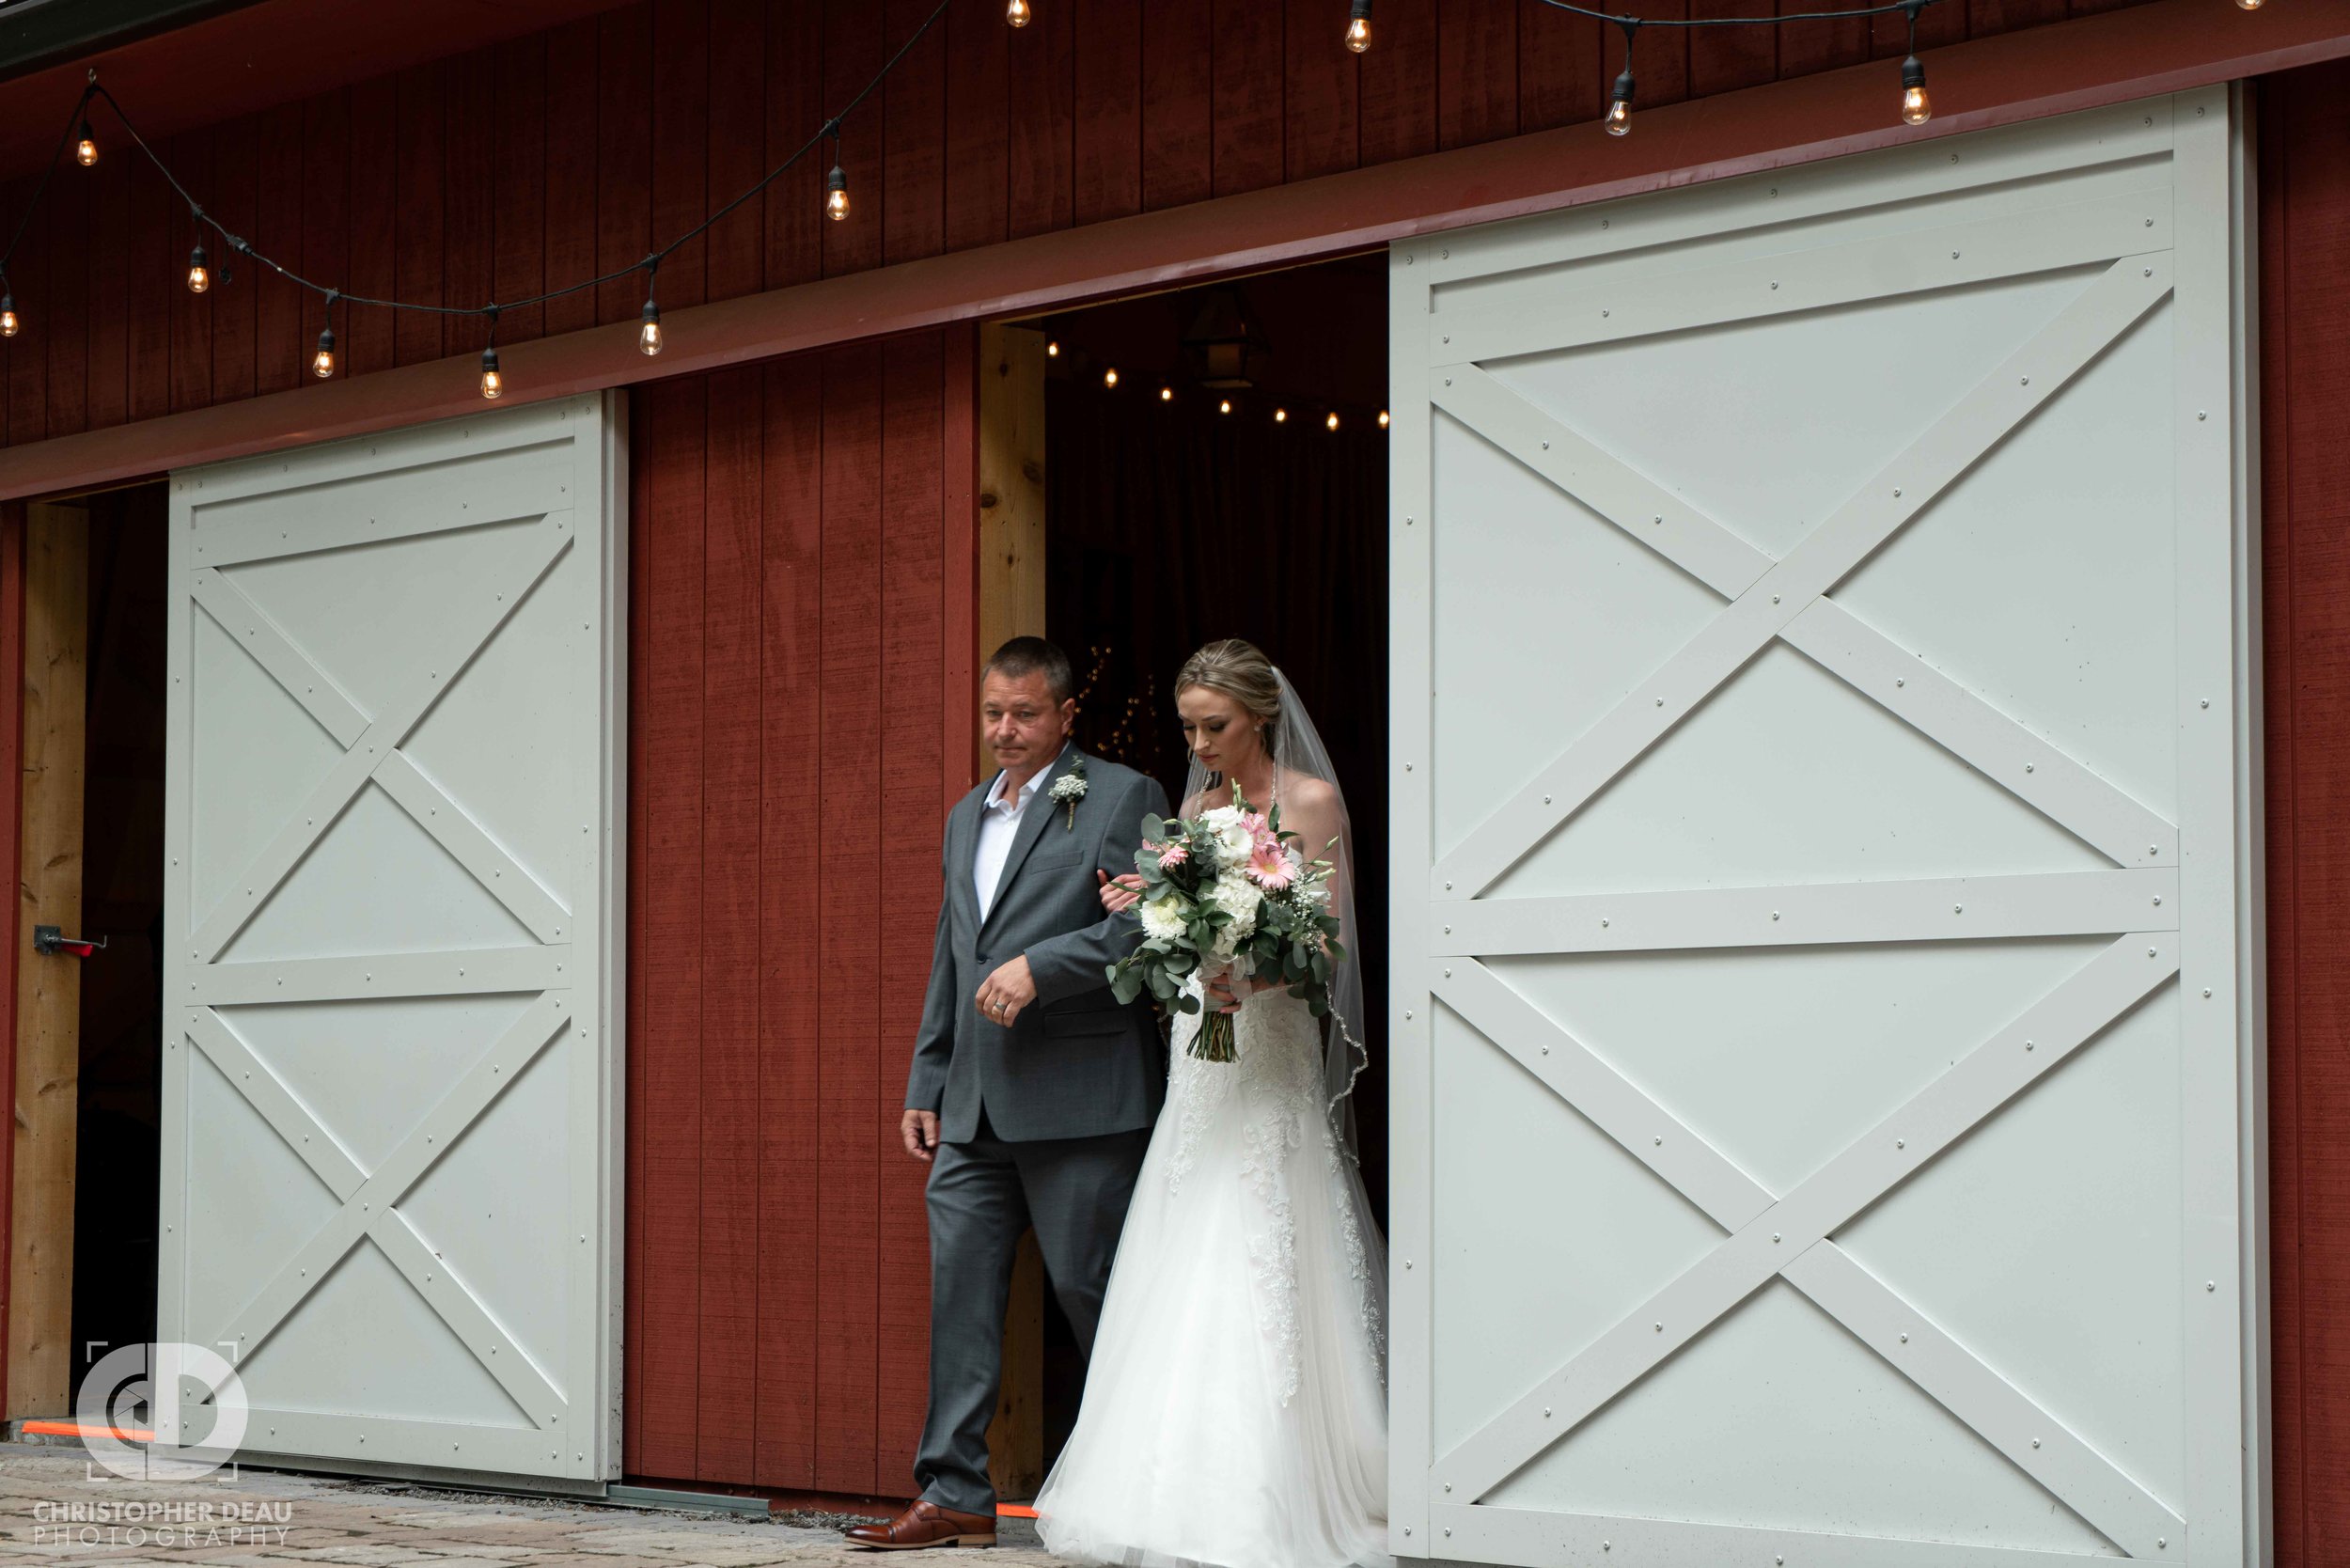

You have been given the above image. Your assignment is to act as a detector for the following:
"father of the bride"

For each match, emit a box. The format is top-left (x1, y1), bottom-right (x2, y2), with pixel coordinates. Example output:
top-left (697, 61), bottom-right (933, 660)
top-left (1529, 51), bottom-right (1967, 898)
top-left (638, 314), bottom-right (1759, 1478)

top-left (846, 636), bottom-right (1170, 1552)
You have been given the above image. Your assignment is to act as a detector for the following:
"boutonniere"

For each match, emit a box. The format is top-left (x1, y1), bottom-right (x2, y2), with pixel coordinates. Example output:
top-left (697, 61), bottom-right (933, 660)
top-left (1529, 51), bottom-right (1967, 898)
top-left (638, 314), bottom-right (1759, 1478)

top-left (1049, 758), bottom-right (1089, 830)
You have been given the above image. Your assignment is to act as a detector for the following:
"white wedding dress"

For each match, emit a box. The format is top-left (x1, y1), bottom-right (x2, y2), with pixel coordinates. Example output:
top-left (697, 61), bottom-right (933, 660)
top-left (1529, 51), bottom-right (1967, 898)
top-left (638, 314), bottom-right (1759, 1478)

top-left (1033, 973), bottom-right (1392, 1568)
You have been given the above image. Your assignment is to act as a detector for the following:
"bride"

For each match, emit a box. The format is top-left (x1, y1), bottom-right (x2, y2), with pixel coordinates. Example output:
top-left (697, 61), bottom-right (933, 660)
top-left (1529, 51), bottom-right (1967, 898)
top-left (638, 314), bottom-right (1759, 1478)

top-left (1033, 638), bottom-right (1390, 1568)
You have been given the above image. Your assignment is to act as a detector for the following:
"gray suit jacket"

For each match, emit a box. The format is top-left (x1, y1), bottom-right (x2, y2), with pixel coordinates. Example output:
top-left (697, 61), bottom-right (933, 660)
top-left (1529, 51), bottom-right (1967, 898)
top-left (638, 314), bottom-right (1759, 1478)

top-left (905, 746), bottom-right (1173, 1144)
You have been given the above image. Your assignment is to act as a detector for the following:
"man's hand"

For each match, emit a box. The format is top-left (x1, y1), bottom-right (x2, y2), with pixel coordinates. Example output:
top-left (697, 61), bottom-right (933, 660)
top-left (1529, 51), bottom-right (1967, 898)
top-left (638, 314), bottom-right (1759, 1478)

top-left (976, 955), bottom-right (1040, 1027)
top-left (901, 1109), bottom-right (941, 1163)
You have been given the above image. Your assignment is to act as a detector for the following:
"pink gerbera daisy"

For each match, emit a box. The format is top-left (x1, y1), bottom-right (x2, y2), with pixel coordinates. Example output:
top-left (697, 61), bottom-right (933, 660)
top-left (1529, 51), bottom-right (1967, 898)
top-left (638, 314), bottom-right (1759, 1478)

top-left (1151, 839), bottom-right (1188, 869)
top-left (1246, 837), bottom-right (1297, 889)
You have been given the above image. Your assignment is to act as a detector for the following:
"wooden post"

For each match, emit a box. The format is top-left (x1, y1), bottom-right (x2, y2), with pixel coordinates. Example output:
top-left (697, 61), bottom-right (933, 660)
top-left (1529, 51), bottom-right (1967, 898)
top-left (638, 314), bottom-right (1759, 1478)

top-left (977, 321), bottom-right (1049, 1498)
top-left (976, 321), bottom-right (1048, 708)
top-left (7, 501), bottom-right (86, 1419)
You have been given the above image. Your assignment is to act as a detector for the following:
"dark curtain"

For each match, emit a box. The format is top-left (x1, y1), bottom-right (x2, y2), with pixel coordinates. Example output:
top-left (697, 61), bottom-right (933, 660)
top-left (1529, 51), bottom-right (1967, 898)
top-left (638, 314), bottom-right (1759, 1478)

top-left (1046, 379), bottom-right (1390, 1217)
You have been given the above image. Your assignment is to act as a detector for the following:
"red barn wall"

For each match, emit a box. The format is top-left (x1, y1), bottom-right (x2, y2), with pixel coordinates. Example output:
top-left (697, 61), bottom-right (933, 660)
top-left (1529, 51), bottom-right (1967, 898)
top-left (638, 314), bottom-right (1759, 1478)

top-left (0, 0), bottom-right (2154, 452)
top-left (622, 329), bottom-right (976, 1495)
top-left (2259, 56), bottom-right (2350, 1568)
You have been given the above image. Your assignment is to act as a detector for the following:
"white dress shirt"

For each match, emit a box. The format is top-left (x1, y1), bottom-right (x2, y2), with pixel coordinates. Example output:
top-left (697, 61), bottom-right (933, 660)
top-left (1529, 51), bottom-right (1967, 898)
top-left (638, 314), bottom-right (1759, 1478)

top-left (975, 747), bottom-right (1067, 922)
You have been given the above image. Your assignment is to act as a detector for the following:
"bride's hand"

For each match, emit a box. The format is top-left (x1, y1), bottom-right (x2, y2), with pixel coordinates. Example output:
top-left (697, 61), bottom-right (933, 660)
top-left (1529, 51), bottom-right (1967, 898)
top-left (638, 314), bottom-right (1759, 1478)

top-left (1098, 870), bottom-right (1144, 913)
top-left (1203, 967), bottom-right (1276, 1013)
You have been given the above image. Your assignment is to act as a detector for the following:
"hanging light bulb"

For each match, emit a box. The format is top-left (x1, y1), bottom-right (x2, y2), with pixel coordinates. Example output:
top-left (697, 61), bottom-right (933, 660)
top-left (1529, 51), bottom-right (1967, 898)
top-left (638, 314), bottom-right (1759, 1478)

top-left (312, 324), bottom-right (337, 379)
top-left (2237, 0), bottom-right (2264, 9)
top-left (1900, 55), bottom-right (1931, 125)
top-left (1046, 339), bottom-right (1060, 356)
top-left (1326, 411), bottom-right (1340, 431)
top-left (1274, 408), bottom-right (1288, 423)
top-left (1218, 399), bottom-right (1232, 415)
top-left (1104, 368), bottom-right (1119, 388)
top-left (1008, 0), bottom-right (1032, 24)
top-left (639, 297), bottom-right (664, 356)
top-left (0, 293), bottom-right (17, 337)
top-left (1378, 409), bottom-right (1390, 428)
top-left (480, 343), bottom-right (504, 400)
top-left (825, 163), bottom-right (850, 222)
top-left (76, 122), bottom-right (98, 167)
top-left (187, 242), bottom-right (211, 293)
top-left (1345, 0), bottom-right (1372, 53)
top-left (1606, 22), bottom-right (1637, 137)
top-left (1160, 386), bottom-right (1173, 401)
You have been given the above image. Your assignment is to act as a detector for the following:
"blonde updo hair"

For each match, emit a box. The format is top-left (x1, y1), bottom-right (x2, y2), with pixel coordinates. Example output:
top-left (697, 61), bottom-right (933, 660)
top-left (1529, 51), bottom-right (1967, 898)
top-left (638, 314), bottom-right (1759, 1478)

top-left (1176, 638), bottom-right (1282, 755)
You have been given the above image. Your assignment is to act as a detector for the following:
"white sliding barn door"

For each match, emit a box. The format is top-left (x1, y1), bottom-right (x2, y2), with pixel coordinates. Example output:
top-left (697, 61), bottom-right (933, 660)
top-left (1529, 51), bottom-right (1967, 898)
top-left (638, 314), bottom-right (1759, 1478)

top-left (1388, 91), bottom-right (2261, 1567)
top-left (157, 395), bottom-right (626, 1482)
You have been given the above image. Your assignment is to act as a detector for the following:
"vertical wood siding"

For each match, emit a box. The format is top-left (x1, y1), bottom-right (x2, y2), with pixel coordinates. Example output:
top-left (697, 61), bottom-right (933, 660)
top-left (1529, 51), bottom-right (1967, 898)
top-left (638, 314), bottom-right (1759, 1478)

top-left (624, 330), bottom-right (973, 1494)
top-left (2261, 58), bottom-right (2350, 1568)
top-left (0, 0), bottom-right (2154, 448)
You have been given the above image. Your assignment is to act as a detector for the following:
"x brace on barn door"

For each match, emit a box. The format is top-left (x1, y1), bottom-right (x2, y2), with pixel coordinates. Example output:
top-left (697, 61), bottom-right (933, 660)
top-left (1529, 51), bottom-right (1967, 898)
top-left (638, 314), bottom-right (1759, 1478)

top-left (168, 507), bottom-right (580, 1454)
top-left (1433, 254), bottom-right (2174, 900)
top-left (184, 513), bottom-right (576, 962)
top-left (1420, 251), bottom-right (2183, 1560)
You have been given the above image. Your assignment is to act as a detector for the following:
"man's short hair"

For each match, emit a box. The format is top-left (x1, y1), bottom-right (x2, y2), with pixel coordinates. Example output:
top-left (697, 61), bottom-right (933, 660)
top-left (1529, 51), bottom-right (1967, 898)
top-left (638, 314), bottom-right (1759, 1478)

top-left (983, 636), bottom-right (1074, 706)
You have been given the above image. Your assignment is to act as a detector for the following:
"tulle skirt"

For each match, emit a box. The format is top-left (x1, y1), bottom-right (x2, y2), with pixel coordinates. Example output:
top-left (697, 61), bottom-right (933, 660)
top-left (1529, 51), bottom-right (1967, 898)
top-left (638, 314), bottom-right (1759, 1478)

top-left (1033, 1002), bottom-right (1390, 1568)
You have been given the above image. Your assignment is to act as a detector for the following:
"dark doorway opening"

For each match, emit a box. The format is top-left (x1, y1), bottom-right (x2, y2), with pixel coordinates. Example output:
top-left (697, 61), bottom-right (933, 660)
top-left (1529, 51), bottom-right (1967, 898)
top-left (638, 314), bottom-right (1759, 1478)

top-left (1030, 253), bottom-right (1390, 1471)
top-left (70, 483), bottom-right (168, 1410)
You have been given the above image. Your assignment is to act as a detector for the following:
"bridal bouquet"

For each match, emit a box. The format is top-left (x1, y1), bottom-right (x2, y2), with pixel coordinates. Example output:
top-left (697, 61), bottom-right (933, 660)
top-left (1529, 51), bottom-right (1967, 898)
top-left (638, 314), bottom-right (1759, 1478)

top-left (1105, 787), bottom-right (1346, 1063)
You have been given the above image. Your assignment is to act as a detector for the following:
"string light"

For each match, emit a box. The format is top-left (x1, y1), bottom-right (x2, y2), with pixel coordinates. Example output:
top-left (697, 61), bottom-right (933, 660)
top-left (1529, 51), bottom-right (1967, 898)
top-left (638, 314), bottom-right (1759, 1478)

top-left (1898, 2), bottom-right (1931, 124)
top-left (1275, 408), bottom-right (1288, 423)
top-left (1606, 22), bottom-right (1637, 136)
top-left (2237, 0), bottom-right (2263, 9)
top-left (1160, 385), bottom-right (1173, 401)
top-left (639, 262), bottom-right (664, 355)
top-left (1538, 0), bottom-right (1950, 132)
top-left (1901, 55), bottom-right (1931, 124)
top-left (1219, 399), bottom-right (1232, 415)
top-left (0, 0), bottom-right (1966, 407)
top-left (1378, 410), bottom-right (1390, 428)
top-left (1104, 368), bottom-right (1120, 388)
top-left (312, 291), bottom-right (338, 377)
top-left (1326, 412), bottom-right (1340, 431)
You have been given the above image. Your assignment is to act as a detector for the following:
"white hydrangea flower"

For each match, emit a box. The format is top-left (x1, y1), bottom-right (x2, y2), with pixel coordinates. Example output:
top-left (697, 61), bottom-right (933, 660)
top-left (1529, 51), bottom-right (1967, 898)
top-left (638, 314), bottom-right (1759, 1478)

top-left (1209, 869), bottom-right (1261, 941)
top-left (1139, 895), bottom-right (1187, 943)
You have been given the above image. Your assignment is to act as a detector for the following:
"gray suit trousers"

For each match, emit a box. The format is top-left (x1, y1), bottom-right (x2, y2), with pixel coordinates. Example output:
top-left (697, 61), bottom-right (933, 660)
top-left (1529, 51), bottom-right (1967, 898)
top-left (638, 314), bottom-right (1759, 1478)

top-left (915, 1121), bottom-right (1150, 1515)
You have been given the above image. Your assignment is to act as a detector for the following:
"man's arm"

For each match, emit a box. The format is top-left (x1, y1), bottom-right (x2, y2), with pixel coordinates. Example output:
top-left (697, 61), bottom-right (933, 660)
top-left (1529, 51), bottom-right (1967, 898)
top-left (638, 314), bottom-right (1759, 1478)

top-left (1024, 772), bottom-right (1172, 1005)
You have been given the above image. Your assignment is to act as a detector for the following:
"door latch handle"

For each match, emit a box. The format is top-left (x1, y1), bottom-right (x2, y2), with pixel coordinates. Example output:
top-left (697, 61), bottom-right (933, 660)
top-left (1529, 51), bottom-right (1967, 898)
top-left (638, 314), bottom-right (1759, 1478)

top-left (32, 925), bottom-right (105, 958)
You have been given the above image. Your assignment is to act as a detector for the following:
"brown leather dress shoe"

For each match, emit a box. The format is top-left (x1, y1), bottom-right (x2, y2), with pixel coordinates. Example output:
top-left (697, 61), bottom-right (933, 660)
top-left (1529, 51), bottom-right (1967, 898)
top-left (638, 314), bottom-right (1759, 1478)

top-left (842, 1498), bottom-right (998, 1550)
